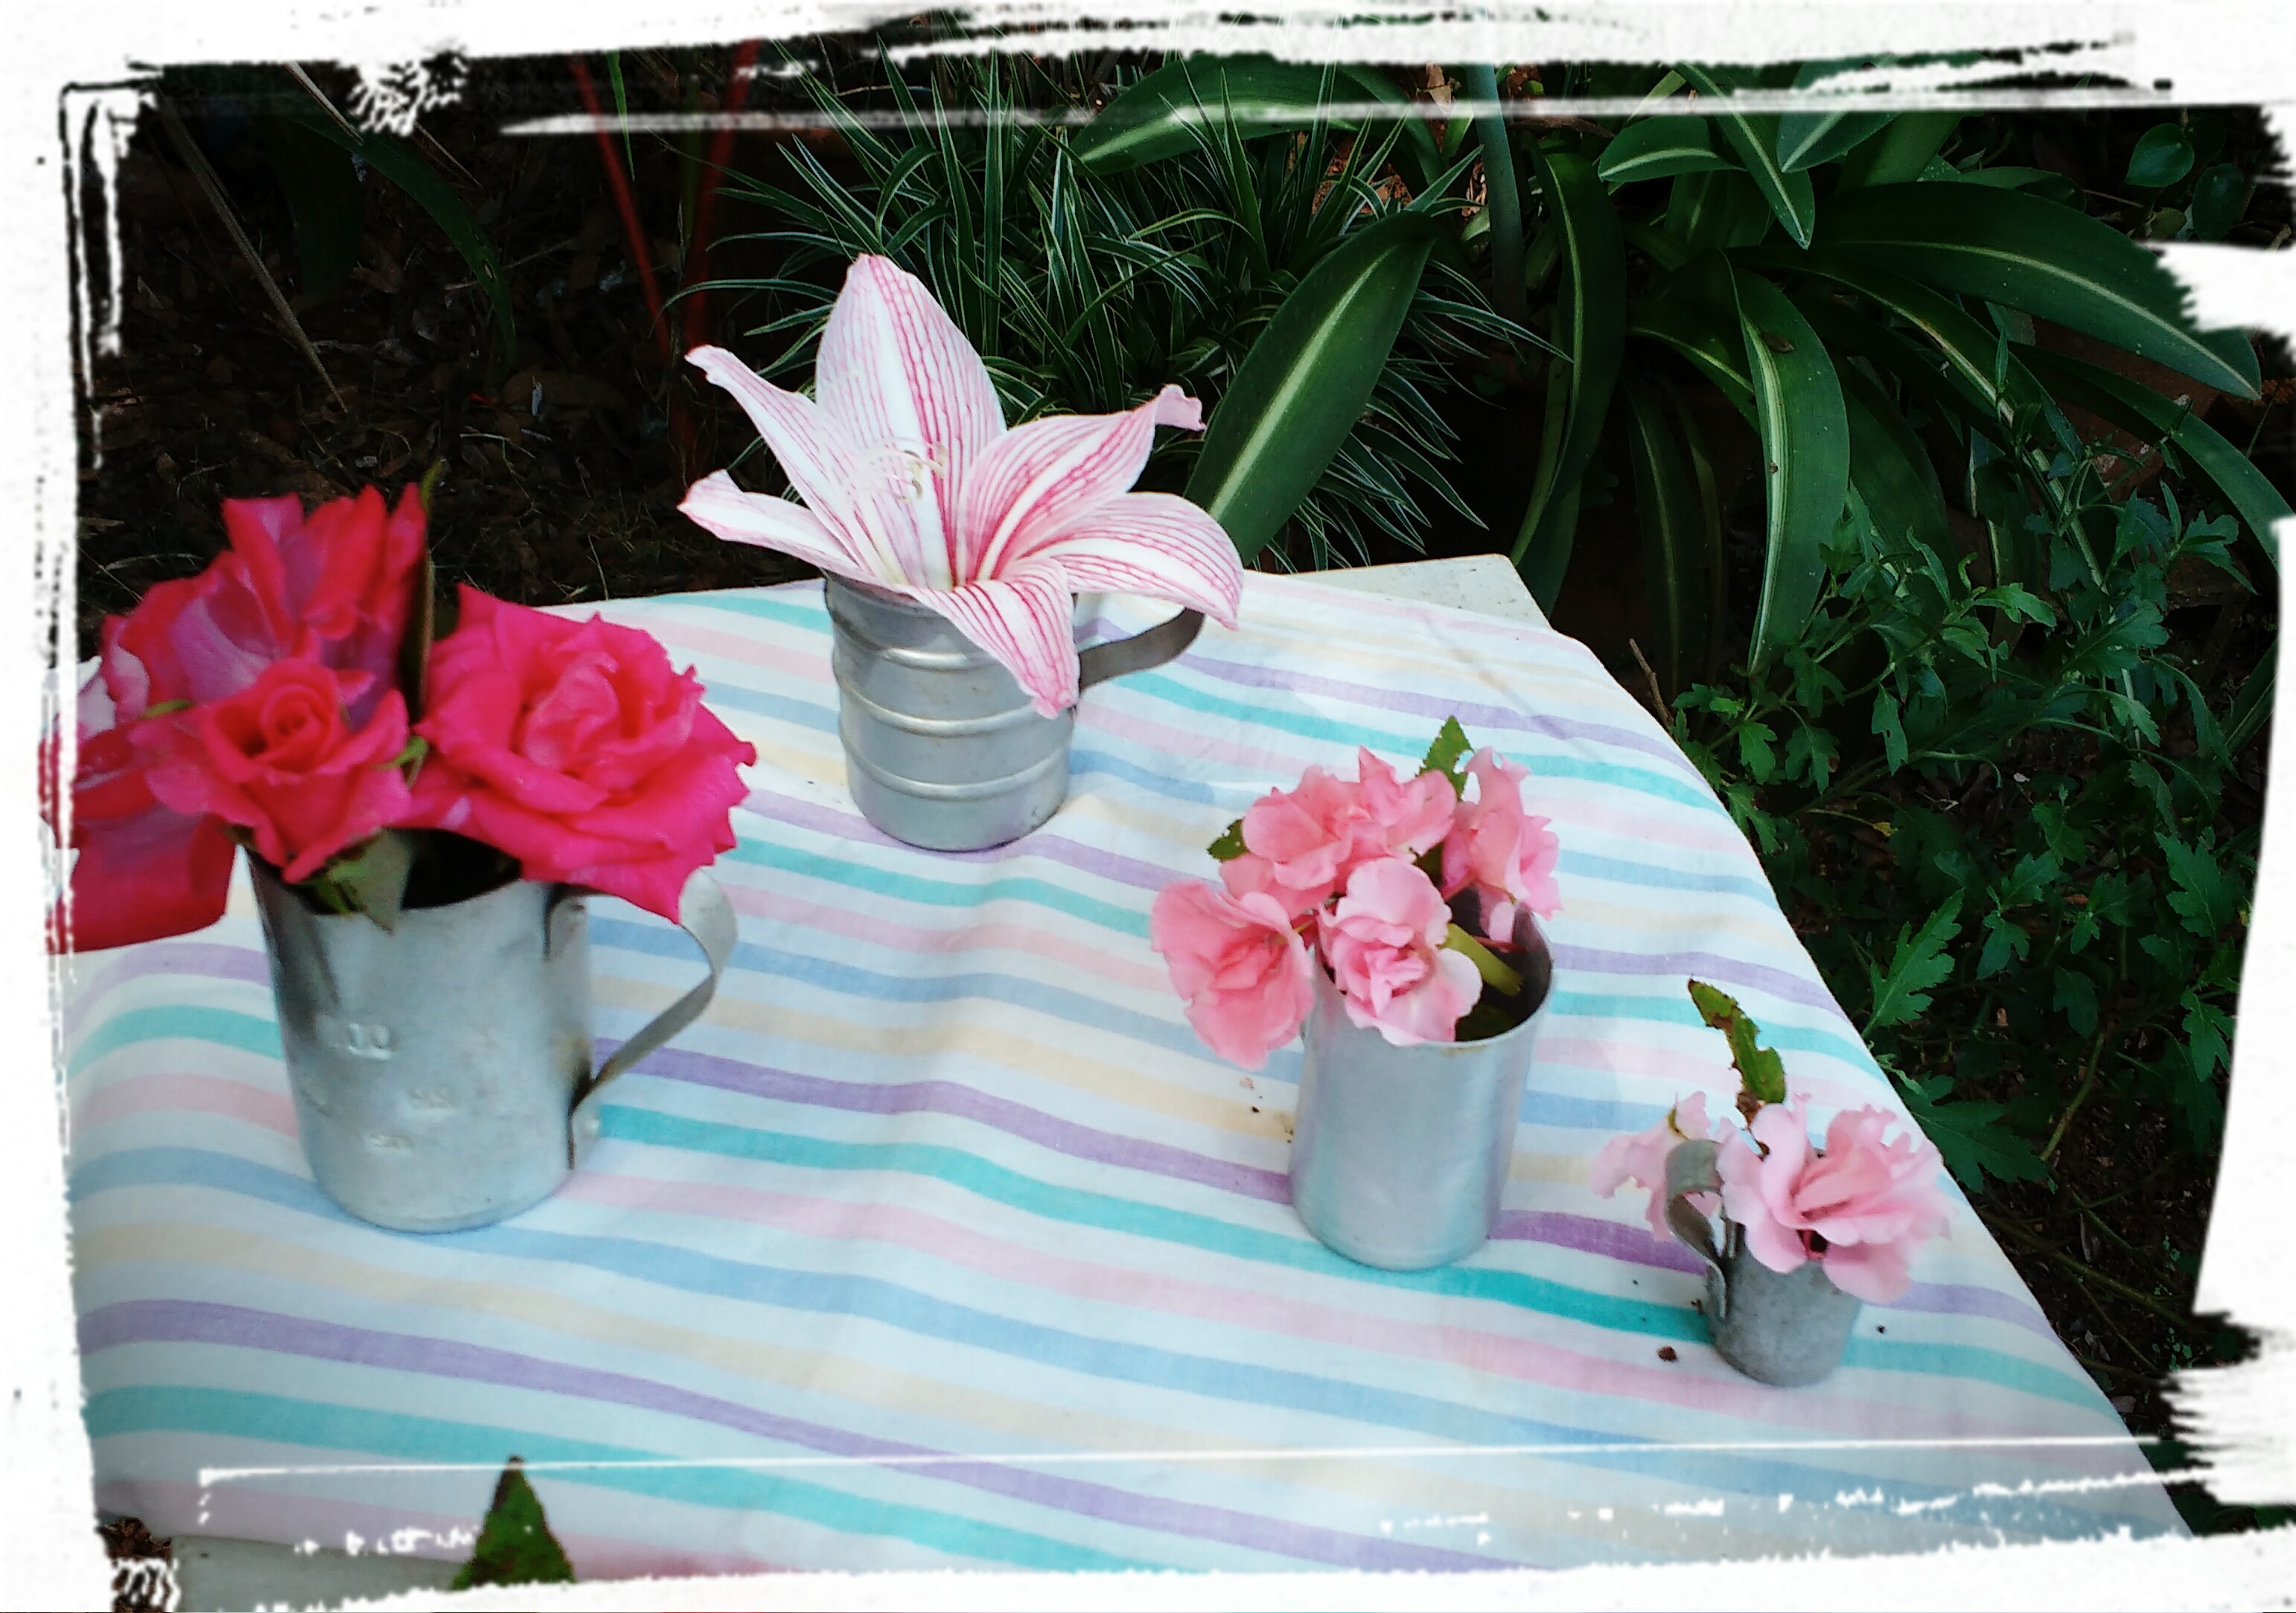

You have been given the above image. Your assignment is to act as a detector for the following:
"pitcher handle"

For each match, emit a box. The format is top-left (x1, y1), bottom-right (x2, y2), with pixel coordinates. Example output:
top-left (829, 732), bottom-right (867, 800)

top-left (1077, 607), bottom-right (1203, 691)
top-left (1663, 1137), bottom-right (1731, 1321)
top-left (568, 868), bottom-right (738, 1167)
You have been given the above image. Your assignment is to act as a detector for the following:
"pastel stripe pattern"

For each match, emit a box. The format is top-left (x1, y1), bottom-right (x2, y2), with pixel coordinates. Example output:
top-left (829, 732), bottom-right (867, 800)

top-left (60, 575), bottom-right (2184, 1579)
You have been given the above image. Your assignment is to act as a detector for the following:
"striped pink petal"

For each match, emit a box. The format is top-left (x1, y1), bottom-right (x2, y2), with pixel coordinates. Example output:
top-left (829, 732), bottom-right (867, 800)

top-left (817, 256), bottom-right (1005, 591)
top-left (902, 563), bottom-right (1080, 718)
top-left (1026, 492), bottom-right (1243, 628)
top-left (685, 345), bottom-right (902, 583)
top-left (677, 472), bottom-right (871, 582)
top-left (961, 384), bottom-right (1203, 581)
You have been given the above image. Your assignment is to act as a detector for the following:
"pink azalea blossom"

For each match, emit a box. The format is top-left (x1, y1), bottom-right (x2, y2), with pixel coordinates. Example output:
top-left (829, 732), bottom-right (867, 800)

top-left (1441, 747), bottom-right (1562, 937)
top-left (1589, 1090), bottom-right (1721, 1239)
top-left (1222, 749), bottom-right (1454, 917)
top-left (1149, 881), bottom-right (1313, 1070)
top-left (680, 255), bottom-right (1243, 718)
top-left (1713, 1096), bottom-right (1954, 1304)
top-left (1317, 857), bottom-right (1482, 1047)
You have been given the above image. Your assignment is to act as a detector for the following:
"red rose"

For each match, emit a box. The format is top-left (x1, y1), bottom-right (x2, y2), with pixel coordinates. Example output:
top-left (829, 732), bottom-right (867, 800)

top-left (146, 659), bottom-right (412, 882)
top-left (401, 588), bottom-right (756, 921)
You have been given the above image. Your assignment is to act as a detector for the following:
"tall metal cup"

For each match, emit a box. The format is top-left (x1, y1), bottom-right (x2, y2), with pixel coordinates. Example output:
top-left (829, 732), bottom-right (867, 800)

top-left (824, 575), bottom-right (1204, 852)
top-left (1288, 909), bottom-right (1555, 1271)
top-left (252, 859), bottom-right (735, 1233)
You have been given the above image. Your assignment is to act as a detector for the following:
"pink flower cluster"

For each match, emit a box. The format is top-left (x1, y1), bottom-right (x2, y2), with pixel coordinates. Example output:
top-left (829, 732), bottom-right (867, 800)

top-left (1149, 742), bottom-right (1560, 1068)
top-left (52, 488), bottom-right (756, 950)
top-left (1592, 1082), bottom-right (1953, 1304)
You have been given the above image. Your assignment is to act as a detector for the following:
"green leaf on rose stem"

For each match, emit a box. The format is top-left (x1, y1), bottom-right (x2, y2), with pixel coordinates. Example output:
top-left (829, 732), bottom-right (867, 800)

top-left (1418, 715), bottom-right (1473, 794)
top-left (1863, 893), bottom-right (1963, 1035)
top-left (310, 828), bottom-right (415, 932)
top-left (1686, 979), bottom-right (1788, 1108)
top-left (1206, 818), bottom-right (1247, 861)
top-left (451, 1458), bottom-right (576, 1591)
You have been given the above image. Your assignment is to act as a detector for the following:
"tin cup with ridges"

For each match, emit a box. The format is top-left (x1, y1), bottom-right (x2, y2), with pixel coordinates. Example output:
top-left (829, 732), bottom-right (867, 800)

top-left (824, 575), bottom-right (1204, 852)
top-left (253, 857), bottom-right (734, 1233)
top-left (1288, 908), bottom-right (1556, 1271)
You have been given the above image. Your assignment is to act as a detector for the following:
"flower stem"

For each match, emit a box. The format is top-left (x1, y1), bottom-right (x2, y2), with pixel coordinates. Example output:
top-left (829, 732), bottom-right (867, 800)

top-left (1444, 923), bottom-right (1522, 997)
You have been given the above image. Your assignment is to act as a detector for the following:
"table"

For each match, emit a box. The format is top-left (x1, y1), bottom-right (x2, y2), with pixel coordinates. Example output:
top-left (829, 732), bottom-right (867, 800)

top-left (63, 559), bottom-right (2184, 1602)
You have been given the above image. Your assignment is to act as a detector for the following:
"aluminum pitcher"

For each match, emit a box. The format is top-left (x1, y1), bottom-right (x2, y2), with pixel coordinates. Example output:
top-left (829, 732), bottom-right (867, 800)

top-left (1288, 908), bottom-right (1556, 1271)
top-left (252, 860), bottom-right (736, 1233)
top-left (825, 575), bottom-right (1204, 852)
top-left (1664, 1137), bottom-right (1863, 1386)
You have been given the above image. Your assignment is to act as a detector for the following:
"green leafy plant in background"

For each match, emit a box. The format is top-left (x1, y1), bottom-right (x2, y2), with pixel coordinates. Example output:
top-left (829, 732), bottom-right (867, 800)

top-left (705, 52), bottom-right (1517, 568)
top-left (453, 1457), bottom-right (575, 1589)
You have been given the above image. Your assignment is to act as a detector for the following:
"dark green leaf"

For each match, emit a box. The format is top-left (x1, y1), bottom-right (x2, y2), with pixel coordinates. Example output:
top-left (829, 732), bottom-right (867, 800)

top-left (2126, 124), bottom-right (2196, 188)
top-left (304, 828), bottom-right (415, 932)
top-left (2159, 831), bottom-right (2242, 937)
top-left (1512, 141), bottom-right (1627, 606)
top-left (1838, 362), bottom-right (1951, 560)
top-left (1834, 111), bottom-right (1964, 190)
top-left (452, 1459), bottom-right (575, 1590)
top-left (1816, 183), bottom-right (2262, 398)
top-left (1896, 1076), bottom-right (2048, 1191)
top-left (2053, 967), bottom-right (2099, 1036)
top-left (1185, 211), bottom-right (1441, 562)
top-left (2224, 633), bottom-right (2275, 755)
top-left (1774, 63), bottom-right (1895, 173)
top-left (1418, 715), bottom-right (1473, 793)
top-left (1872, 689), bottom-right (1909, 772)
top-left (1665, 168), bottom-right (1775, 254)
top-left (1460, 66), bottom-right (1524, 327)
top-left (1597, 116), bottom-right (1733, 185)
top-left (1620, 371), bottom-right (1707, 694)
top-left (1731, 265), bottom-right (1849, 671)
top-left (1206, 818), bottom-right (1247, 861)
top-left (1625, 292), bottom-right (1753, 414)
top-left (255, 115), bottom-right (363, 303)
top-left (1674, 64), bottom-right (1816, 246)
top-left (1866, 893), bottom-right (1963, 1033)
top-left (2189, 163), bottom-right (2250, 241)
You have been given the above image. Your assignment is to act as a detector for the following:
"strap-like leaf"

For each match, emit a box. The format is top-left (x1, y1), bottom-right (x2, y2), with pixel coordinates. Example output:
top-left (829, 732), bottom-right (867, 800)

top-left (1184, 211), bottom-right (1441, 561)
top-left (1838, 362), bottom-right (1952, 560)
top-left (2018, 345), bottom-right (2287, 569)
top-left (1461, 66), bottom-right (1525, 326)
top-left (1598, 116), bottom-right (1732, 187)
top-left (1621, 371), bottom-right (1707, 694)
top-left (1664, 168), bottom-right (1773, 255)
top-left (1674, 65), bottom-right (1816, 247)
top-left (1731, 263), bottom-right (1849, 670)
top-left (1818, 183), bottom-right (2262, 399)
top-left (1511, 141), bottom-right (1626, 604)
top-left (1834, 111), bottom-right (1963, 191)
top-left (1775, 61), bottom-right (1898, 173)
top-left (1626, 293), bottom-right (1753, 414)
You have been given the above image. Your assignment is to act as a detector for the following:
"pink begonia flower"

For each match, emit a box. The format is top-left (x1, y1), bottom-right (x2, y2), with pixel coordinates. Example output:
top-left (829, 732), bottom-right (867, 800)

top-left (1222, 749), bottom-right (1454, 917)
top-left (1589, 1090), bottom-right (1722, 1239)
top-left (401, 589), bottom-right (757, 922)
top-left (1441, 747), bottom-right (1562, 937)
top-left (1149, 881), bottom-right (1314, 1070)
top-left (1317, 857), bottom-right (1482, 1047)
top-left (1713, 1096), bottom-right (1954, 1304)
top-left (680, 255), bottom-right (1243, 718)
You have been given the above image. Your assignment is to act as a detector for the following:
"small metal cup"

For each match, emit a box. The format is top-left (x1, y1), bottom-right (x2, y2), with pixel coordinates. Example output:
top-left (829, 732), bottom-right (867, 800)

top-left (253, 858), bottom-right (734, 1233)
top-left (824, 575), bottom-right (1204, 852)
top-left (1288, 910), bottom-right (1555, 1271)
top-left (1664, 1138), bottom-right (1864, 1386)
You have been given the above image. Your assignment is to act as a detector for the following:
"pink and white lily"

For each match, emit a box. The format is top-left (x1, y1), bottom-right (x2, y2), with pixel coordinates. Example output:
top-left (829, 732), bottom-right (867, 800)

top-left (680, 255), bottom-right (1243, 718)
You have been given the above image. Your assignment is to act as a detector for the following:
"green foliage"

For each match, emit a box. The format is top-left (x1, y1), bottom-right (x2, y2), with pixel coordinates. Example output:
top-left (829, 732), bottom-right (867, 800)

top-left (710, 54), bottom-right (1508, 571)
top-left (1418, 715), bottom-right (1474, 796)
top-left (453, 1459), bottom-right (575, 1590)
top-left (1686, 980), bottom-right (1788, 1107)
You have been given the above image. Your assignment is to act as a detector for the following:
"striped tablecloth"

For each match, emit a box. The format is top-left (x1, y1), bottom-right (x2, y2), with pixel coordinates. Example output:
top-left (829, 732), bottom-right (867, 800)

top-left (62, 574), bottom-right (2183, 1578)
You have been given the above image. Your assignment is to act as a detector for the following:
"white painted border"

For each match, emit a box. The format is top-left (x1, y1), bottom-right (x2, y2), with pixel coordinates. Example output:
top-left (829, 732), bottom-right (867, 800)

top-left (7, 4), bottom-right (2292, 1608)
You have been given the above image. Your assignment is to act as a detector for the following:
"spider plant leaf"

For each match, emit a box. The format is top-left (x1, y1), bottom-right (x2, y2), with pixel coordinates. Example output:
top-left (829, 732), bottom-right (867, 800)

top-left (1731, 262), bottom-right (1849, 670)
top-left (1817, 182), bottom-right (2262, 398)
top-left (1620, 370), bottom-right (1707, 693)
top-left (1598, 115), bottom-right (1735, 186)
top-left (1071, 55), bottom-right (1436, 185)
top-left (1674, 64), bottom-right (1816, 247)
top-left (1184, 210), bottom-right (1442, 561)
top-left (2020, 345), bottom-right (2288, 567)
top-left (1511, 140), bottom-right (1626, 604)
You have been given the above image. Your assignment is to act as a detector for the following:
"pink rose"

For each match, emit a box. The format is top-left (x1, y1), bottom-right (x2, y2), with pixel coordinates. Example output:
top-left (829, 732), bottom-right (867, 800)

top-left (1589, 1090), bottom-right (1721, 1239)
top-left (401, 588), bottom-right (757, 922)
top-left (1316, 857), bottom-right (1482, 1047)
top-left (145, 659), bottom-right (412, 883)
top-left (1149, 881), bottom-right (1314, 1070)
top-left (1222, 749), bottom-right (1454, 916)
top-left (1441, 747), bottom-right (1561, 937)
top-left (1714, 1096), bottom-right (1954, 1304)
top-left (108, 485), bottom-right (425, 725)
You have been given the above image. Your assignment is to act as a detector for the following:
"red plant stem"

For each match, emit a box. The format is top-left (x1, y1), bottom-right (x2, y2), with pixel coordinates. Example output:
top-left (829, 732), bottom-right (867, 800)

top-left (567, 55), bottom-right (669, 358)
top-left (683, 39), bottom-right (761, 354)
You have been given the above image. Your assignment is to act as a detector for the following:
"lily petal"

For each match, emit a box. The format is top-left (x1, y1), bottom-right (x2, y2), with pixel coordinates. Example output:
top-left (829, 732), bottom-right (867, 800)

top-left (1024, 491), bottom-right (1243, 627)
top-left (679, 472), bottom-right (873, 581)
top-left (685, 345), bottom-right (897, 582)
top-left (905, 563), bottom-right (1080, 718)
top-left (963, 384), bottom-right (1202, 581)
top-left (816, 256), bottom-right (1005, 591)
